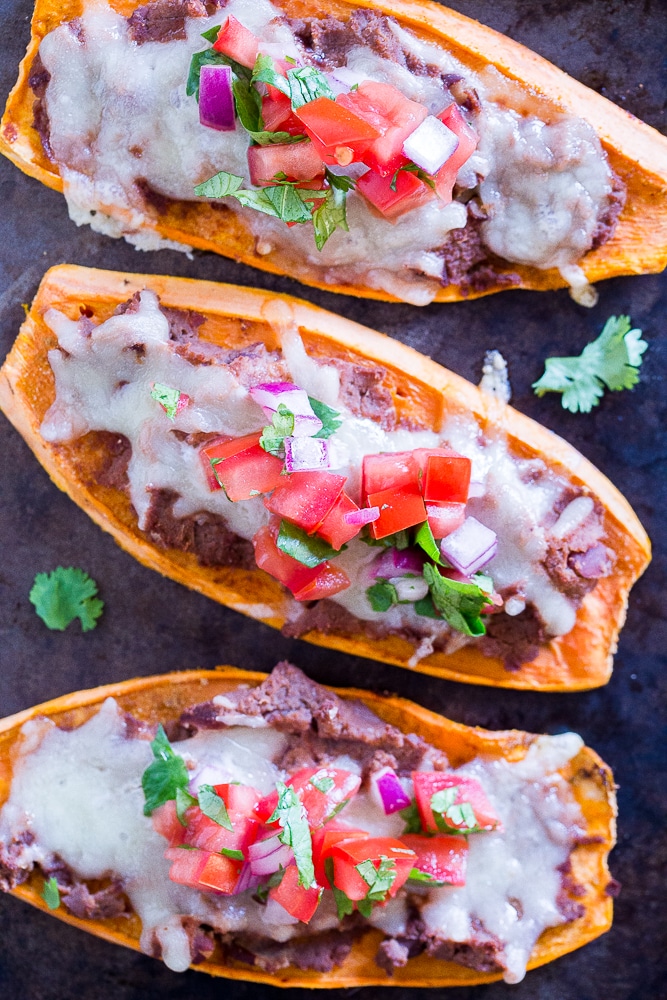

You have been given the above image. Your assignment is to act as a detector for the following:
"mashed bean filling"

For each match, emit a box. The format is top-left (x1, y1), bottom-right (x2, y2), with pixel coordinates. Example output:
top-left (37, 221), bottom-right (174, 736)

top-left (0, 663), bottom-right (594, 983)
top-left (38, 290), bottom-right (613, 669)
top-left (30, 1), bottom-right (623, 304)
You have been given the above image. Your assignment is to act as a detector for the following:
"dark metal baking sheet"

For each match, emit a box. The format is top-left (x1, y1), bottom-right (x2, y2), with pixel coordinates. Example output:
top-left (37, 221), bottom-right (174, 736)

top-left (0, 1), bottom-right (665, 997)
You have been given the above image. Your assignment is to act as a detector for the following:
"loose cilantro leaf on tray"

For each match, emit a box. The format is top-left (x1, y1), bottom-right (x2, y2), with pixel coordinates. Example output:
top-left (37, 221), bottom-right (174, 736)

top-left (42, 877), bottom-right (61, 910)
top-left (142, 725), bottom-right (190, 816)
top-left (533, 315), bottom-right (647, 413)
top-left (29, 567), bottom-right (104, 633)
top-left (277, 520), bottom-right (342, 567)
top-left (268, 782), bottom-right (316, 887)
top-left (423, 563), bottom-right (486, 637)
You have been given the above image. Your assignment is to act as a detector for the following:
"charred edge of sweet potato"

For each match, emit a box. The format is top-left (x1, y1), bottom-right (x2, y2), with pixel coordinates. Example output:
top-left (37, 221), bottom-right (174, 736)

top-left (0, 0), bottom-right (666, 303)
top-left (0, 265), bottom-right (651, 690)
top-left (0, 667), bottom-right (617, 987)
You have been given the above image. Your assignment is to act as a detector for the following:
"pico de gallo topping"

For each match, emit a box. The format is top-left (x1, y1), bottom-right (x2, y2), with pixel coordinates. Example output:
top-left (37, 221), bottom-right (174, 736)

top-left (194, 377), bottom-right (500, 636)
top-left (188, 16), bottom-right (479, 248)
top-left (143, 727), bottom-right (502, 925)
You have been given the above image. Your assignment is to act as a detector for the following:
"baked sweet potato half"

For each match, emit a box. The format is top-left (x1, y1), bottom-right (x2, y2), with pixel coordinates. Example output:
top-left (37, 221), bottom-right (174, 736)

top-left (0, 264), bottom-right (650, 690)
top-left (0, 663), bottom-right (617, 986)
top-left (1, 0), bottom-right (667, 304)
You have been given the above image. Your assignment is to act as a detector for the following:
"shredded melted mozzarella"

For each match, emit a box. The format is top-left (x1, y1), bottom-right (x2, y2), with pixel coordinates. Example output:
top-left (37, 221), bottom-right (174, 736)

top-left (37, 1), bottom-right (614, 303)
top-left (0, 698), bottom-right (584, 982)
top-left (39, 293), bottom-right (586, 641)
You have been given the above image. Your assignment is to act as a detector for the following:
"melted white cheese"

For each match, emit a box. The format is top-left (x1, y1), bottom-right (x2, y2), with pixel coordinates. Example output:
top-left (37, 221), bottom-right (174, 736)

top-left (37, 2), bottom-right (614, 303)
top-left (39, 294), bottom-right (585, 641)
top-left (0, 700), bottom-right (584, 982)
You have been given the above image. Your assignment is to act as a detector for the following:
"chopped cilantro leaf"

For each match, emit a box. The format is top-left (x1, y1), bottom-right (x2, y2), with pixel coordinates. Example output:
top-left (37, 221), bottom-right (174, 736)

top-left (186, 47), bottom-right (227, 100)
top-left (42, 877), bottom-right (60, 910)
top-left (195, 170), bottom-right (245, 199)
top-left (259, 403), bottom-right (295, 457)
top-left (356, 856), bottom-right (396, 915)
top-left (219, 847), bottom-right (244, 860)
top-left (366, 579), bottom-right (399, 612)
top-left (200, 24), bottom-right (221, 43)
top-left (414, 594), bottom-right (439, 618)
top-left (533, 315), bottom-right (647, 413)
top-left (400, 802), bottom-right (423, 834)
top-left (252, 53), bottom-right (291, 95)
top-left (423, 563), bottom-right (487, 636)
top-left (176, 785), bottom-right (197, 826)
top-left (408, 868), bottom-right (444, 885)
top-left (142, 725), bottom-right (190, 816)
top-left (309, 396), bottom-right (343, 439)
top-left (29, 567), bottom-right (104, 633)
top-left (268, 782), bottom-right (316, 888)
top-left (415, 520), bottom-right (442, 564)
top-left (255, 867), bottom-right (286, 901)
top-left (390, 163), bottom-right (436, 192)
top-left (310, 774), bottom-right (335, 794)
top-left (431, 789), bottom-right (482, 834)
top-left (198, 784), bottom-right (233, 831)
top-left (151, 382), bottom-right (187, 421)
top-left (362, 529), bottom-right (411, 550)
top-left (287, 66), bottom-right (335, 109)
top-left (325, 858), bottom-right (355, 919)
top-left (312, 169), bottom-right (351, 250)
top-left (277, 520), bottom-right (342, 567)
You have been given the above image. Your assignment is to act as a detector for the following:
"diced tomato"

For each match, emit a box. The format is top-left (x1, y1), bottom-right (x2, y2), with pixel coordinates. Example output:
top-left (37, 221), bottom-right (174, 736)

top-left (367, 485), bottom-right (427, 539)
top-left (316, 492), bottom-right (363, 550)
top-left (412, 772), bottom-right (501, 834)
top-left (434, 104), bottom-right (478, 203)
top-left (152, 800), bottom-right (184, 847)
top-left (426, 501), bottom-right (466, 539)
top-left (361, 452), bottom-right (420, 502)
top-left (252, 524), bottom-right (350, 601)
top-left (257, 768), bottom-right (360, 829)
top-left (357, 167), bottom-right (433, 220)
top-left (269, 864), bottom-right (323, 922)
top-left (212, 15), bottom-right (259, 68)
top-left (197, 851), bottom-right (243, 894)
top-left (339, 82), bottom-right (429, 176)
top-left (165, 846), bottom-right (209, 889)
top-left (214, 783), bottom-right (263, 816)
top-left (264, 471), bottom-right (346, 533)
top-left (294, 97), bottom-right (380, 165)
top-left (312, 822), bottom-right (368, 887)
top-left (401, 833), bottom-right (468, 886)
top-left (184, 807), bottom-right (259, 854)
top-left (331, 837), bottom-right (416, 900)
top-left (423, 454), bottom-right (471, 504)
top-left (261, 94), bottom-right (303, 135)
top-left (248, 142), bottom-right (325, 187)
top-left (200, 434), bottom-right (284, 500)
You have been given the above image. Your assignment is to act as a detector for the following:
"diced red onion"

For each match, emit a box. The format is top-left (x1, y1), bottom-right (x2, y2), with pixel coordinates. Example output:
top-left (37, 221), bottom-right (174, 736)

top-left (344, 506), bottom-right (380, 526)
top-left (284, 436), bottom-right (330, 472)
top-left (388, 575), bottom-right (429, 603)
top-left (372, 547), bottom-right (424, 579)
top-left (187, 762), bottom-right (229, 794)
top-left (249, 382), bottom-right (323, 437)
top-left (371, 767), bottom-right (412, 814)
top-left (235, 863), bottom-right (263, 894)
top-left (330, 66), bottom-right (369, 90)
top-left (440, 516), bottom-right (497, 576)
top-left (468, 479), bottom-right (484, 499)
top-left (264, 896), bottom-right (300, 925)
top-left (199, 64), bottom-right (236, 132)
top-left (402, 116), bottom-right (459, 175)
top-left (248, 834), bottom-right (294, 876)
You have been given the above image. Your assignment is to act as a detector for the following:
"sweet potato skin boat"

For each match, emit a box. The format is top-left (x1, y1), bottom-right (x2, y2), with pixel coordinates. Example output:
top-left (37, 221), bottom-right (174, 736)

top-left (1, 0), bottom-right (667, 303)
top-left (0, 264), bottom-right (651, 690)
top-left (0, 666), bottom-right (617, 987)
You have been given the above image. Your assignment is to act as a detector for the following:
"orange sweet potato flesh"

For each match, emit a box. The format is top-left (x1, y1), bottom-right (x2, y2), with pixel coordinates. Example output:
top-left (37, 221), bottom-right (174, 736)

top-left (1, 0), bottom-right (667, 302)
top-left (0, 666), bottom-right (617, 987)
top-left (0, 264), bottom-right (651, 690)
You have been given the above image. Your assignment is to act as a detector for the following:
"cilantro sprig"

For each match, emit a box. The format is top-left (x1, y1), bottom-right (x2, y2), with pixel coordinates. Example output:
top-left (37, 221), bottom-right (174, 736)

top-left (533, 315), bottom-right (647, 413)
top-left (29, 567), bottom-right (104, 633)
top-left (268, 781), bottom-right (316, 888)
top-left (142, 725), bottom-right (191, 818)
